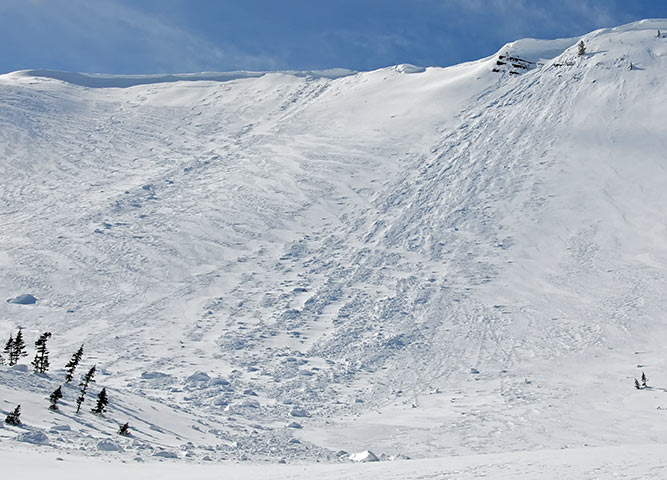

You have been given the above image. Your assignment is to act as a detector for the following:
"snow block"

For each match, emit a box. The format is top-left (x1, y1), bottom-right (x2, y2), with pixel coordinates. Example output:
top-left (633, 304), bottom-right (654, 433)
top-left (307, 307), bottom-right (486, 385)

top-left (153, 450), bottom-right (179, 459)
top-left (7, 293), bottom-right (37, 305)
top-left (184, 371), bottom-right (210, 384)
top-left (17, 430), bottom-right (50, 445)
top-left (290, 407), bottom-right (310, 418)
top-left (97, 439), bottom-right (123, 452)
top-left (349, 450), bottom-right (379, 462)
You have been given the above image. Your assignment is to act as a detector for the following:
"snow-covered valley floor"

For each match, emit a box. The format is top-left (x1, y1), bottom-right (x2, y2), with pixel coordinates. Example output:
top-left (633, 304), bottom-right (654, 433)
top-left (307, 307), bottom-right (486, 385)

top-left (3, 18), bottom-right (667, 475)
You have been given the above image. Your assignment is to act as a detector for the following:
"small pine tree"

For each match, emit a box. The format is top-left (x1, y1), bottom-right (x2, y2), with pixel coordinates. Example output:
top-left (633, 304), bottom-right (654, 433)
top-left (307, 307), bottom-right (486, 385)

top-left (5, 405), bottom-right (21, 425)
top-left (49, 386), bottom-right (63, 411)
top-left (578, 40), bottom-right (586, 57)
top-left (635, 378), bottom-right (641, 389)
top-left (32, 332), bottom-right (52, 374)
top-left (76, 365), bottom-right (96, 414)
top-left (80, 365), bottom-right (96, 390)
top-left (75, 394), bottom-right (85, 414)
top-left (642, 371), bottom-right (648, 388)
top-left (118, 422), bottom-right (130, 436)
top-left (4, 334), bottom-right (14, 365)
top-left (92, 387), bottom-right (109, 415)
top-left (10, 329), bottom-right (28, 365)
top-left (64, 344), bottom-right (84, 383)
top-left (658, 30), bottom-right (662, 38)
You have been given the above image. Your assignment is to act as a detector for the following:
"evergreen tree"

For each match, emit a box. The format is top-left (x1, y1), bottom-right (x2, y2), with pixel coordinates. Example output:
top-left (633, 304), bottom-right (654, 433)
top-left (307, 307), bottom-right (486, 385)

top-left (92, 387), bottom-right (109, 415)
top-left (658, 30), bottom-right (662, 38)
top-left (10, 329), bottom-right (27, 365)
top-left (4, 334), bottom-right (14, 366)
top-left (32, 332), bottom-right (52, 373)
top-left (76, 365), bottom-right (96, 414)
top-left (75, 394), bottom-right (85, 414)
top-left (64, 344), bottom-right (84, 383)
top-left (642, 371), bottom-right (649, 388)
top-left (118, 422), bottom-right (130, 436)
top-left (49, 386), bottom-right (63, 411)
top-left (79, 365), bottom-right (96, 390)
top-left (578, 40), bottom-right (586, 56)
top-left (5, 405), bottom-right (21, 426)
top-left (635, 378), bottom-right (641, 389)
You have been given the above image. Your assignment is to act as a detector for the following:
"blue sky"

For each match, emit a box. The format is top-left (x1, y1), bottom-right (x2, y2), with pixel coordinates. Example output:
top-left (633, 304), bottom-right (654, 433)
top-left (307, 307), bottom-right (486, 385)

top-left (1, 0), bottom-right (666, 74)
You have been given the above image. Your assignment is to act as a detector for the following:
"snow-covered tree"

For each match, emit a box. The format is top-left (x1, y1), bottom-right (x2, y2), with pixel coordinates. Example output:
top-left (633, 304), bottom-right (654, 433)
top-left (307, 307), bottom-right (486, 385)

top-left (49, 386), bottom-right (63, 411)
top-left (658, 30), bottom-right (662, 38)
top-left (32, 332), bottom-right (52, 373)
top-left (5, 405), bottom-right (21, 426)
top-left (641, 371), bottom-right (648, 388)
top-left (634, 378), bottom-right (641, 390)
top-left (64, 344), bottom-right (84, 383)
top-left (578, 40), bottom-right (586, 56)
top-left (3, 334), bottom-right (13, 365)
top-left (92, 387), bottom-right (109, 415)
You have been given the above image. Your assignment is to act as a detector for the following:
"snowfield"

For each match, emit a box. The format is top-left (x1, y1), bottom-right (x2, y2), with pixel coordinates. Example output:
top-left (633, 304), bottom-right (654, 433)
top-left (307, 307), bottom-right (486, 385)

top-left (2, 18), bottom-right (667, 475)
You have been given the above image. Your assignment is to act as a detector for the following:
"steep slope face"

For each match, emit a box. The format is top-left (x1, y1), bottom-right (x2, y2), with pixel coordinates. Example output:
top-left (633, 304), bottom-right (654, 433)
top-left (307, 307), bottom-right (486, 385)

top-left (2, 20), bottom-right (667, 462)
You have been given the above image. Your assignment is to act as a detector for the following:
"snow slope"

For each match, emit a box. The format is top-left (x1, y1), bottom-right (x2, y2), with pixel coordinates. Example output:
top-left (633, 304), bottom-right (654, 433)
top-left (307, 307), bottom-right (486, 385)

top-left (2, 19), bottom-right (667, 469)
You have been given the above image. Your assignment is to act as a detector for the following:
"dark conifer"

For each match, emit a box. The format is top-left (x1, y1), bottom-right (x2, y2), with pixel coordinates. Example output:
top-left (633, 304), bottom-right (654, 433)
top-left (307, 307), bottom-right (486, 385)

top-left (5, 405), bottom-right (21, 425)
top-left (92, 387), bottom-right (109, 415)
top-left (32, 332), bottom-right (52, 373)
top-left (10, 329), bottom-right (27, 365)
top-left (76, 365), bottom-right (96, 414)
top-left (75, 394), bottom-right (85, 414)
top-left (118, 422), bottom-right (130, 436)
top-left (642, 371), bottom-right (648, 388)
top-left (64, 344), bottom-right (84, 383)
top-left (80, 365), bottom-right (96, 390)
top-left (49, 386), bottom-right (63, 411)
top-left (635, 378), bottom-right (641, 390)
top-left (4, 334), bottom-right (14, 365)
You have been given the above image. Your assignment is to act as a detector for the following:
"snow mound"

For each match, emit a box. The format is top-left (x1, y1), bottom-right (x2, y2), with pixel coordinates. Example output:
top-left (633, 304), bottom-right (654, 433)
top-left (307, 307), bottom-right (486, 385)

top-left (7, 294), bottom-right (37, 305)
top-left (394, 64), bottom-right (426, 74)
top-left (349, 450), bottom-right (380, 462)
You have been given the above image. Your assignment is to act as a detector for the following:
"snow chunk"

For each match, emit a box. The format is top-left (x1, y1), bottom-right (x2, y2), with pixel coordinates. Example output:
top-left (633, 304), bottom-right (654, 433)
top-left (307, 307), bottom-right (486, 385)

top-left (17, 430), bottom-right (50, 445)
top-left (349, 450), bottom-right (379, 462)
top-left (7, 293), bottom-right (37, 305)
top-left (239, 398), bottom-right (260, 409)
top-left (185, 371), bottom-right (210, 384)
top-left (210, 377), bottom-right (230, 386)
top-left (290, 407), bottom-right (311, 418)
top-left (153, 450), bottom-right (179, 459)
top-left (97, 439), bottom-right (123, 452)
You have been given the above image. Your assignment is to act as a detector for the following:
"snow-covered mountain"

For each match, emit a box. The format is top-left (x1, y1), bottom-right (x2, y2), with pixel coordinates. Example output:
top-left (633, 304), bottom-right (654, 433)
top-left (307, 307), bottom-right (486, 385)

top-left (2, 19), bottom-right (667, 475)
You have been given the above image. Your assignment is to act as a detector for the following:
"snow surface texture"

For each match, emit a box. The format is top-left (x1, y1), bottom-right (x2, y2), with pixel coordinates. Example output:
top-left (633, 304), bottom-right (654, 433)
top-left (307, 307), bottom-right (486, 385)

top-left (2, 19), bottom-right (667, 471)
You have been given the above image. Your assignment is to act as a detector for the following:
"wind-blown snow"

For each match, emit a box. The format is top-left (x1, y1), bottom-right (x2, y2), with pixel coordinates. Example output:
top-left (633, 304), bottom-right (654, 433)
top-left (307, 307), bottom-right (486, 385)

top-left (2, 18), bottom-right (667, 472)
